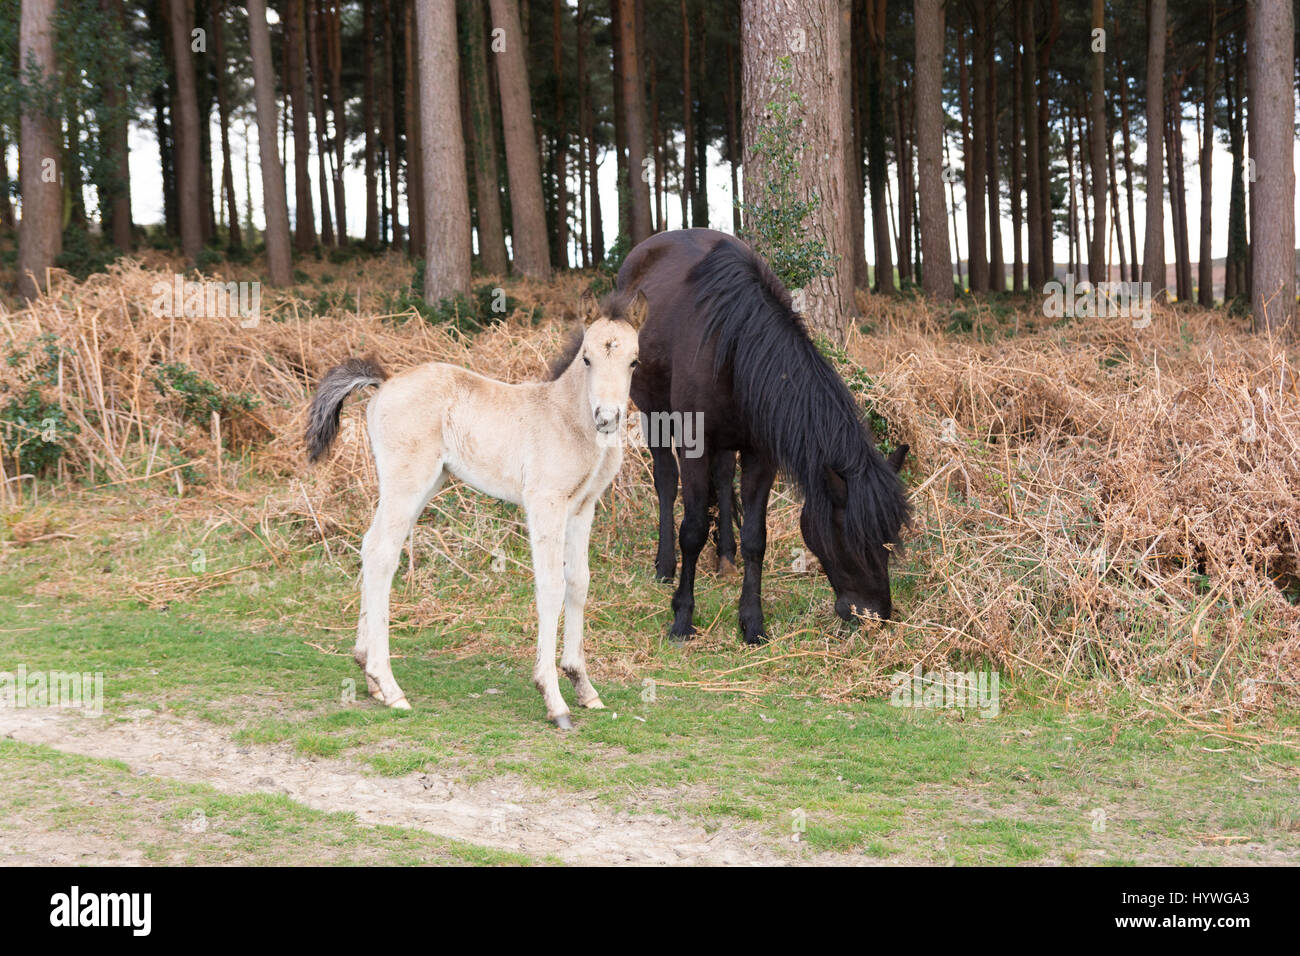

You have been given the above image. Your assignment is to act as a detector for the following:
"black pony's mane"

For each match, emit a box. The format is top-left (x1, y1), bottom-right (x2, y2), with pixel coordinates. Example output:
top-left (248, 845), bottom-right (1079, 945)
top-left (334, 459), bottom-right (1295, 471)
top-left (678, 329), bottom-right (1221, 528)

top-left (688, 239), bottom-right (910, 567)
top-left (547, 293), bottom-right (636, 380)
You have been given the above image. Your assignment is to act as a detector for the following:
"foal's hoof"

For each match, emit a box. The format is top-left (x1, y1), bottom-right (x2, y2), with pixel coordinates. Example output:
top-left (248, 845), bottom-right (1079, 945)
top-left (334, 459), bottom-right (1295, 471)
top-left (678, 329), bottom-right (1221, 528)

top-left (389, 697), bottom-right (412, 711)
top-left (553, 713), bottom-right (574, 730)
top-left (717, 556), bottom-right (739, 581)
top-left (581, 697), bottom-right (606, 710)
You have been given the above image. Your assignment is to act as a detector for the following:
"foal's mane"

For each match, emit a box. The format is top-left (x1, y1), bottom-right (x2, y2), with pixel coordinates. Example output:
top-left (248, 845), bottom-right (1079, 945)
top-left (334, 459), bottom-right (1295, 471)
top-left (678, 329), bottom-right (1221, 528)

top-left (688, 239), bottom-right (910, 565)
top-left (546, 293), bottom-right (637, 381)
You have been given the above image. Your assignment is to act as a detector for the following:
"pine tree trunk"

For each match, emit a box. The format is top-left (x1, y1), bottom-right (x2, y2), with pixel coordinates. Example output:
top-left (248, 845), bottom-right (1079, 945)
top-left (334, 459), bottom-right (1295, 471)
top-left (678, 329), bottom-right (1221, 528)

top-left (914, 0), bottom-right (951, 299)
top-left (1087, 0), bottom-right (1106, 282)
top-left (1020, 0), bottom-right (1042, 289)
top-left (966, 7), bottom-right (988, 291)
top-left (742, 0), bottom-right (856, 338)
top-left (306, 0), bottom-right (332, 246)
top-left (247, 0), bottom-right (292, 285)
top-left (1249, 0), bottom-right (1294, 331)
top-left (866, 0), bottom-right (893, 293)
top-left (285, 0), bottom-right (316, 251)
top-left (1142, 0), bottom-right (1167, 297)
top-left (169, 0), bottom-right (203, 264)
top-left (101, 0), bottom-right (133, 250)
top-left (1197, 7), bottom-right (1216, 307)
top-left (618, 0), bottom-right (653, 244)
top-left (984, 2), bottom-right (1003, 291)
top-left (17, 0), bottom-right (61, 300)
top-left (382, 0), bottom-right (402, 248)
top-left (416, 0), bottom-right (471, 300)
top-left (363, 0), bottom-right (379, 245)
top-left (1010, 0), bottom-right (1023, 291)
top-left (1107, 132), bottom-right (1126, 283)
top-left (489, 0), bottom-right (552, 278)
top-left (327, 0), bottom-right (348, 241)
top-left (1225, 33), bottom-right (1246, 301)
top-left (213, 0), bottom-right (241, 249)
top-left (460, 0), bottom-right (508, 273)
top-left (1117, 37), bottom-right (1139, 281)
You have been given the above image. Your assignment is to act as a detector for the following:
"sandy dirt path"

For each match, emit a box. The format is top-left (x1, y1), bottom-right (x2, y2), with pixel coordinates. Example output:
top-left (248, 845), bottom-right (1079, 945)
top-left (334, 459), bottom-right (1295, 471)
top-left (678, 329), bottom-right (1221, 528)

top-left (0, 707), bottom-right (877, 866)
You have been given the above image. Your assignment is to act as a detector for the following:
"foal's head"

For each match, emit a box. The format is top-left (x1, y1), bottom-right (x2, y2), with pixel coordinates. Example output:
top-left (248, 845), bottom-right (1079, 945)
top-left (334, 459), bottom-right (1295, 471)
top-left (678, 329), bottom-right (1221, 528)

top-left (569, 289), bottom-right (645, 435)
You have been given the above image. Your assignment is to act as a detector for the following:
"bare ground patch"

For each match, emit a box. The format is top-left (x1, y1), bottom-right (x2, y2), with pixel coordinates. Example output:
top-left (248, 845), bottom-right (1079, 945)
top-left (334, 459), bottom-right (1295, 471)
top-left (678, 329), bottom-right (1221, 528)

top-left (0, 707), bottom-right (893, 866)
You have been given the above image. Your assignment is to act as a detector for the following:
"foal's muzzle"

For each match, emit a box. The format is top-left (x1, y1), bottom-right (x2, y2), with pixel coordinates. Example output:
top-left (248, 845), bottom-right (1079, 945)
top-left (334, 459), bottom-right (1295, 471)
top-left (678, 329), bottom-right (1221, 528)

top-left (594, 408), bottom-right (622, 434)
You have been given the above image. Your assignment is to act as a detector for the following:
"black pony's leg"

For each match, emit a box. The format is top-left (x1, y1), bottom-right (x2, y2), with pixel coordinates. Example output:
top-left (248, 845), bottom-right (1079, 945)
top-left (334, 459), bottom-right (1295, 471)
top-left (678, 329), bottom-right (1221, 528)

top-left (711, 450), bottom-right (738, 579)
top-left (737, 449), bottom-right (776, 645)
top-left (649, 443), bottom-right (679, 582)
top-left (670, 452), bottom-right (711, 638)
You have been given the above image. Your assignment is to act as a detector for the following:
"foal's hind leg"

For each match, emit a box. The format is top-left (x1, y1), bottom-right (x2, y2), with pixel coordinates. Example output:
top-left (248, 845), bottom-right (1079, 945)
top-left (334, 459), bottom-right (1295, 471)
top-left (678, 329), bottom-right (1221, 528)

top-left (559, 501), bottom-right (603, 709)
top-left (356, 468), bottom-right (445, 708)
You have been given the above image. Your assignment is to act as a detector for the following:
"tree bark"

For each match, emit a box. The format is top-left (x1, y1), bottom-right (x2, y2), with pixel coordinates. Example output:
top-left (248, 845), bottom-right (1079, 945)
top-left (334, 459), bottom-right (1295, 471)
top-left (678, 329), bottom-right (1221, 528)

top-left (101, 0), bottom-right (133, 250)
top-left (17, 0), bottom-right (61, 300)
top-left (169, 0), bottom-right (203, 264)
top-left (247, 0), bottom-right (292, 285)
top-left (1020, 0), bottom-right (1042, 288)
top-left (1087, 0), bottom-right (1106, 282)
top-left (416, 0), bottom-right (472, 300)
top-left (363, 0), bottom-right (379, 245)
top-left (915, 0), bottom-right (952, 299)
top-left (326, 0), bottom-right (348, 241)
top-left (284, 0), bottom-right (316, 251)
top-left (742, 0), bottom-right (856, 339)
top-left (984, 1), bottom-right (1003, 291)
top-left (460, 0), bottom-right (508, 274)
top-left (617, 0), bottom-right (653, 244)
top-left (1249, 0), bottom-right (1294, 331)
top-left (1142, 0), bottom-right (1166, 297)
top-left (489, 0), bottom-right (552, 278)
top-left (213, 0), bottom-right (241, 249)
top-left (405, 0), bottom-right (425, 256)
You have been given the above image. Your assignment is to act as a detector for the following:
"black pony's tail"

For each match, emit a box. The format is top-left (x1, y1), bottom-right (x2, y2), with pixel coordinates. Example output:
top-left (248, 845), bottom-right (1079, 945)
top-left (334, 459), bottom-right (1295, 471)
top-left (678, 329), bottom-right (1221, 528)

top-left (305, 356), bottom-right (388, 462)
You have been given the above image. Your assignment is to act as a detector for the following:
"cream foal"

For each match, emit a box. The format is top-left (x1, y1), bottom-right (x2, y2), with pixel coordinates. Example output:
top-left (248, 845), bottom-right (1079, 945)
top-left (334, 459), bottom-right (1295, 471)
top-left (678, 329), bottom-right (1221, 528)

top-left (306, 291), bottom-right (644, 727)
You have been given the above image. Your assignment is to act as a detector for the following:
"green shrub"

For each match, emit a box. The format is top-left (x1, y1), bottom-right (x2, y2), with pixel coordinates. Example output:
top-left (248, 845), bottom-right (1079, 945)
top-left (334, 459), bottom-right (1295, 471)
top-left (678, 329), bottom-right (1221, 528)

top-left (1, 335), bottom-right (79, 475)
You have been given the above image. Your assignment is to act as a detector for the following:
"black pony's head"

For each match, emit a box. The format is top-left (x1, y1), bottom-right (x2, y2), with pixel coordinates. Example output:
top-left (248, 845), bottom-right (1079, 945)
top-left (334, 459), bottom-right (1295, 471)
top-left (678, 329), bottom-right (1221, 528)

top-left (800, 444), bottom-right (909, 621)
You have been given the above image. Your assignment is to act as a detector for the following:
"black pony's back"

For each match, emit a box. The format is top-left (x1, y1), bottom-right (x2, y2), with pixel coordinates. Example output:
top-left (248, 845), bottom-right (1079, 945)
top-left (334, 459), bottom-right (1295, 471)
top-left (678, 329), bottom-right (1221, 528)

top-left (686, 238), bottom-right (910, 566)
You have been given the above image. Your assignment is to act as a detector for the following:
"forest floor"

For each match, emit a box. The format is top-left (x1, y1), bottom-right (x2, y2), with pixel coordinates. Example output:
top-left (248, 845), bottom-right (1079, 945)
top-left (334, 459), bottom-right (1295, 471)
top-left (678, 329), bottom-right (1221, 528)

top-left (1, 251), bottom-right (1298, 865)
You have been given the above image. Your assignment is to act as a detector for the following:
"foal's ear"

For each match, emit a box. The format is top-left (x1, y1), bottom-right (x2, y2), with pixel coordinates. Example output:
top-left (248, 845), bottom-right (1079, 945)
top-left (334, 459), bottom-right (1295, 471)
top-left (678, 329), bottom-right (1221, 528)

top-left (886, 443), bottom-right (910, 474)
top-left (579, 289), bottom-right (603, 326)
top-left (625, 290), bottom-right (649, 330)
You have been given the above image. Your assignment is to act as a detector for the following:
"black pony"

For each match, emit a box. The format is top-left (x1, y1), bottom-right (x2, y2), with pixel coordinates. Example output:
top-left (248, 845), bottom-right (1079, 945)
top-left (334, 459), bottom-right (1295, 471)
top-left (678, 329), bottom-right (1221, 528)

top-left (617, 229), bottom-right (910, 643)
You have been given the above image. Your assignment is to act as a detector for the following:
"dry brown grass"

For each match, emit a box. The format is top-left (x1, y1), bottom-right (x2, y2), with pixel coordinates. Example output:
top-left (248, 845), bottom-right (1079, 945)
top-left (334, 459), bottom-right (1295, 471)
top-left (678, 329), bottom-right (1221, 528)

top-left (2, 258), bottom-right (1297, 724)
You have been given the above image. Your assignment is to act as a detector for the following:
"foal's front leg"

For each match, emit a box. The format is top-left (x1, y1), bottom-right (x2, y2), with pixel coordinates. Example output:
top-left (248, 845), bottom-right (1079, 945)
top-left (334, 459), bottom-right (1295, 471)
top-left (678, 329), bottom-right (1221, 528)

top-left (526, 500), bottom-right (573, 728)
top-left (560, 501), bottom-right (603, 710)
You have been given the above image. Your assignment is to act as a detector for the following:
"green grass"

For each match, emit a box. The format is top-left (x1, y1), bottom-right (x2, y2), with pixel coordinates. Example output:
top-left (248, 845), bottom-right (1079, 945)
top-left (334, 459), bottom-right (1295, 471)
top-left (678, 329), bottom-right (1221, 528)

top-left (1, 480), bottom-right (1298, 865)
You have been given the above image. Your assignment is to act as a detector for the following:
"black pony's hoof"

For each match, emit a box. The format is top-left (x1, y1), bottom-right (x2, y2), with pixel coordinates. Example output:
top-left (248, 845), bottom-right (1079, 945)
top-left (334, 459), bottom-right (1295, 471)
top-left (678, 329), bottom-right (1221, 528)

top-left (553, 713), bottom-right (574, 730)
top-left (742, 628), bottom-right (769, 646)
top-left (669, 618), bottom-right (696, 641)
top-left (654, 562), bottom-right (676, 583)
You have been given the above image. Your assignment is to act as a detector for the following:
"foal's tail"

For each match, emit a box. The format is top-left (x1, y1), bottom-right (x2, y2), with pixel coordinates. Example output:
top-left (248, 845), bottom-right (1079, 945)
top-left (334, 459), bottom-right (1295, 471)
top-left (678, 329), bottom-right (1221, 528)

top-left (306, 356), bottom-right (388, 462)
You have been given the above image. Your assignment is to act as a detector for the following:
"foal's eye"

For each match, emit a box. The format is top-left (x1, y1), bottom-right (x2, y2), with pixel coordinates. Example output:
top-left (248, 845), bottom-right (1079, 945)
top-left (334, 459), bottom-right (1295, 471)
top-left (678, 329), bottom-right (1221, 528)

top-left (583, 356), bottom-right (591, 366)
top-left (630, 359), bottom-right (639, 368)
